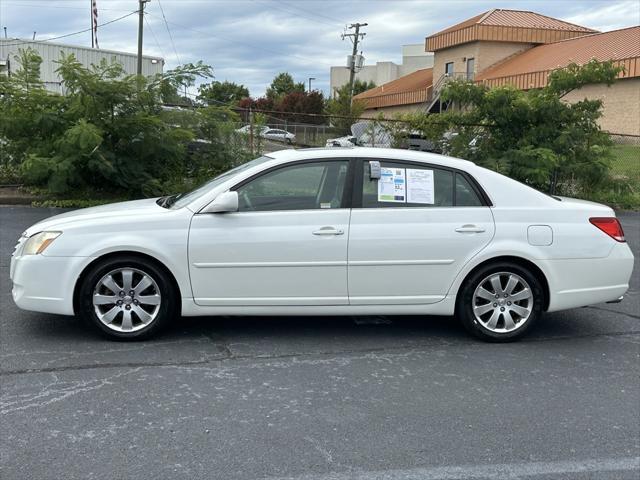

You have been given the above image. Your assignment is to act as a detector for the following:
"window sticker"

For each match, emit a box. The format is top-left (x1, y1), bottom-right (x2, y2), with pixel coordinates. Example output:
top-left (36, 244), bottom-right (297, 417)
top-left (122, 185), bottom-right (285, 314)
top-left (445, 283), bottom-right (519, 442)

top-left (378, 167), bottom-right (406, 202)
top-left (406, 168), bottom-right (434, 204)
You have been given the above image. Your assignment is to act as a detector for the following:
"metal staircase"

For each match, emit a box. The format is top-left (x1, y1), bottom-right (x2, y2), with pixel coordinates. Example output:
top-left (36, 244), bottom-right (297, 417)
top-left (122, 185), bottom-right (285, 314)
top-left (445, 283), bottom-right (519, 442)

top-left (426, 72), bottom-right (473, 113)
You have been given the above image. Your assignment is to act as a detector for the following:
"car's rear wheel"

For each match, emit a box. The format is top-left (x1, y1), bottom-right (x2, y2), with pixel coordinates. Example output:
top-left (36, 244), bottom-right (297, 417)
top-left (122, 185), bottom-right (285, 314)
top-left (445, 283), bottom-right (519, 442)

top-left (78, 256), bottom-right (176, 340)
top-left (457, 262), bottom-right (543, 342)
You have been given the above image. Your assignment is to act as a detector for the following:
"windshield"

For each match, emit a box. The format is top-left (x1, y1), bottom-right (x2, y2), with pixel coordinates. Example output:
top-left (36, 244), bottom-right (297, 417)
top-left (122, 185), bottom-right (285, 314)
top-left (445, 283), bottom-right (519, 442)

top-left (166, 156), bottom-right (273, 209)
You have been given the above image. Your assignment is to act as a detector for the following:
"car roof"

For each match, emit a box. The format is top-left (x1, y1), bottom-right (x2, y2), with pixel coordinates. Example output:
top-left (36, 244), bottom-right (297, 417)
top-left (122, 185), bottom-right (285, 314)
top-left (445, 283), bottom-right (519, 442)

top-left (267, 147), bottom-right (476, 170)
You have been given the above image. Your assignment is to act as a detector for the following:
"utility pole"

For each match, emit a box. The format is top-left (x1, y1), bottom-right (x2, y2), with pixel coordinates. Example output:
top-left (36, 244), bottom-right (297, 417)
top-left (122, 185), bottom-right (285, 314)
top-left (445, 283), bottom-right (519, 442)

top-left (137, 0), bottom-right (150, 75)
top-left (90, 0), bottom-right (94, 48)
top-left (342, 22), bottom-right (367, 98)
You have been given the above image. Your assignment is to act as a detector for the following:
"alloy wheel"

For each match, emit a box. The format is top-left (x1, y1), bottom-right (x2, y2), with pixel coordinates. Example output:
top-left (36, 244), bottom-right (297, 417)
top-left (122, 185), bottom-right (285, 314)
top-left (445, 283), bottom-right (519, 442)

top-left (472, 271), bottom-right (533, 333)
top-left (92, 267), bottom-right (162, 333)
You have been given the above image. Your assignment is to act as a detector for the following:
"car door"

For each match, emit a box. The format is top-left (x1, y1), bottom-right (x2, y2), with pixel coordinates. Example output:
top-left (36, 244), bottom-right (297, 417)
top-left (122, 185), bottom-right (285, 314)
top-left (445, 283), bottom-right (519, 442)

top-left (188, 159), bottom-right (352, 306)
top-left (347, 159), bottom-right (495, 305)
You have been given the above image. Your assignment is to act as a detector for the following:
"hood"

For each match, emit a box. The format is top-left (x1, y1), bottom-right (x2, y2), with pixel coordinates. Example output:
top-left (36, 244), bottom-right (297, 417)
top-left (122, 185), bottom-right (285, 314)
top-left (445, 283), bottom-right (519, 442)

top-left (24, 198), bottom-right (166, 236)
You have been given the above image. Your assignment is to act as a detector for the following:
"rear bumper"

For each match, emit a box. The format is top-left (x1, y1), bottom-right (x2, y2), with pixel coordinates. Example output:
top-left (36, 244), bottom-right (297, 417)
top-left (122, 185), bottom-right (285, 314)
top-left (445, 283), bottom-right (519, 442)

top-left (10, 254), bottom-right (93, 316)
top-left (545, 242), bottom-right (634, 312)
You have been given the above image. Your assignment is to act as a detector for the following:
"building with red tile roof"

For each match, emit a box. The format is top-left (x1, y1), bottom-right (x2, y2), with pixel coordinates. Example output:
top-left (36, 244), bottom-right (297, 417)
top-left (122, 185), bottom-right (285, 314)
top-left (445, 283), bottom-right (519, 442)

top-left (353, 10), bottom-right (639, 134)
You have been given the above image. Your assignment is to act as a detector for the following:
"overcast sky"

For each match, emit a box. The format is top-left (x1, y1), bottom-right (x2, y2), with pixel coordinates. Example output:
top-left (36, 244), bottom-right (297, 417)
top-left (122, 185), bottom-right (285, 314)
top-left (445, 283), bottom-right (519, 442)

top-left (1, 0), bottom-right (639, 97)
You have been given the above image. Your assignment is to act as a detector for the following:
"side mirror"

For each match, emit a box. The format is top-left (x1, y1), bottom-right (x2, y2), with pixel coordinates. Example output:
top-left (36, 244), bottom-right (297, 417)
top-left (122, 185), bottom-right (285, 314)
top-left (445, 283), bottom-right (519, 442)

top-left (203, 191), bottom-right (238, 213)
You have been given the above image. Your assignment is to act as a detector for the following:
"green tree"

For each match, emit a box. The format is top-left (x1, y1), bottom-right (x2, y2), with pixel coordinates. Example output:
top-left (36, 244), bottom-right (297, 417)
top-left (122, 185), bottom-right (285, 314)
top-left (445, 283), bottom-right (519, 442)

top-left (352, 79), bottom-right (376, 96)
top-left (11, 48), bottom-right (43, 91)
top-left (325, 83), bottom-right (366, 133)
top-left (0, 52), bottom-right (236, 195)
top-left (197, 80), bottom-right (250, 106)
top-left (266, 72), bottom-right (305, 101)
top-left (405, 59), bottom-right (623, 195)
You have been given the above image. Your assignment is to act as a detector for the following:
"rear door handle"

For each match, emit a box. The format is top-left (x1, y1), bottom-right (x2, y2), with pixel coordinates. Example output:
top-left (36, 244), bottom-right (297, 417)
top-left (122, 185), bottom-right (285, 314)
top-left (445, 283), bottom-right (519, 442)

top-left (455, 224), bottom-right (486, 233)
top-left (313, 226), bottom-right (344, 236)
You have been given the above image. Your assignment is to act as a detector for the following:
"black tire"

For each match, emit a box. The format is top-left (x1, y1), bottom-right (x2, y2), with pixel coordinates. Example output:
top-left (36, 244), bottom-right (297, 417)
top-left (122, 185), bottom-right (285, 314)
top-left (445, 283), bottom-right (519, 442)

top-left (77, 255), bottom-right (177, 340)
top-left (456, 261), bottom-right (544, 342)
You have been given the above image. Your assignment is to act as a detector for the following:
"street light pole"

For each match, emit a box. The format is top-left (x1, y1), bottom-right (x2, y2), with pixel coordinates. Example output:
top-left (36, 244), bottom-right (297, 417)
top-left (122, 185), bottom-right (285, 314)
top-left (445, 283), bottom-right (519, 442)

top-left (308, 77), bottom-right (316, 92)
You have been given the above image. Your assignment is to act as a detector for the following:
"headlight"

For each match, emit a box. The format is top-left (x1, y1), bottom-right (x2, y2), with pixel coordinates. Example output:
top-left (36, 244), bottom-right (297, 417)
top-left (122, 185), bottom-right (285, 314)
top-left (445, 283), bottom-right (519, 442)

top-left (23, 231), bottom-right (62, 255)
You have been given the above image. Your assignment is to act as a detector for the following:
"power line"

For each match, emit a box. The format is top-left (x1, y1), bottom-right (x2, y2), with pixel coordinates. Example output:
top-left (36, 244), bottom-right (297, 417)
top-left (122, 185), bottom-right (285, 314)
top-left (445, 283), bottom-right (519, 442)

top-left (144, 11), bottom-right (333, 67)
top-left (250, 0), bottom-right (341, 28)
top-left (156, 0), bottom-right (181, 64)
top-left (0, 10), bottom-right (139, 47)
top-left (276, 0), bottom-right (345, 25)
top-left (2, 2), bottom-right (130, 12)
top-left (144, 13), bottom-right (166, 60)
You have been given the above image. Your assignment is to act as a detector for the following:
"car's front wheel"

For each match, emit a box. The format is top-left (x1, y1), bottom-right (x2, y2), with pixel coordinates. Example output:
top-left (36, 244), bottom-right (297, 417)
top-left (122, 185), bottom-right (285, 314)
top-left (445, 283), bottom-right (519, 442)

top-left (457, 262), bottom-right (543, 342)
top-left (78, 256), bottom-right (176, 340)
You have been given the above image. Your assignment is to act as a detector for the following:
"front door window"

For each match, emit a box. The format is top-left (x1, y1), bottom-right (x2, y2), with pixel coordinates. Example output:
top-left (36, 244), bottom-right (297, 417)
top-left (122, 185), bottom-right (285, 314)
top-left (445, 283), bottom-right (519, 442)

top-left (237, 161), bottom-right (349, 212)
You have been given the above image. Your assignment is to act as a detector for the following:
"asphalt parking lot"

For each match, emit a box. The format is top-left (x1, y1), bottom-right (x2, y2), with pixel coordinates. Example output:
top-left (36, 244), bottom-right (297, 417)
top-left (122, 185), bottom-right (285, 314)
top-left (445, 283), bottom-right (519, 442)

top-left (1, 206), bottom-right (638, 480)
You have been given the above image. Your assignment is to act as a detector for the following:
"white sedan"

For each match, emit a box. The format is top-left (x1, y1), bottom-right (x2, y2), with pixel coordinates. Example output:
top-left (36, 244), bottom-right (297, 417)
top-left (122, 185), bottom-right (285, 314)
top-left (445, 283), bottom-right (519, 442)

top-left (10, 148), bottom-right (634, 341)
top-left (260, 128), bottom-right (295, 144)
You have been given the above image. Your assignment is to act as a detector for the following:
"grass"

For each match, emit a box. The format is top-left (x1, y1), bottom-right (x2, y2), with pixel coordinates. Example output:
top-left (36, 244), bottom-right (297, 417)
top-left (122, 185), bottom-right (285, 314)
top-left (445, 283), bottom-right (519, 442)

top-left (610, 144), bottom-right (640, 182)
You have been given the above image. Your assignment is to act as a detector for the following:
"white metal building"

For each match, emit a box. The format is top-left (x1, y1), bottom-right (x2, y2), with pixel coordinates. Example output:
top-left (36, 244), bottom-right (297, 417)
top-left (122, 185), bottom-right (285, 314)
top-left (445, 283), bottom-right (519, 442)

top-left (330, 44), bottom-right (434, 97)
top-left (0, 39), bottom-right (164, 93)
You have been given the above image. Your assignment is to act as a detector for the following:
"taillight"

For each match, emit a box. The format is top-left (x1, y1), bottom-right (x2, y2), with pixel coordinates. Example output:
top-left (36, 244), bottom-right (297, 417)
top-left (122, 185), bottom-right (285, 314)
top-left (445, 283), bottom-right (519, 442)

top-left (589, 217), bottom-right (626, 242)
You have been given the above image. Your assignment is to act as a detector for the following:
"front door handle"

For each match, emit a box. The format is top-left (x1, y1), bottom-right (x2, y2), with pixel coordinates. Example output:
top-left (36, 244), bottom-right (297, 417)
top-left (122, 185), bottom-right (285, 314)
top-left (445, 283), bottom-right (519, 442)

top-left (455, 224), bottom-right (486, 233)
top-left (313, 226), bottom-right (344, 236)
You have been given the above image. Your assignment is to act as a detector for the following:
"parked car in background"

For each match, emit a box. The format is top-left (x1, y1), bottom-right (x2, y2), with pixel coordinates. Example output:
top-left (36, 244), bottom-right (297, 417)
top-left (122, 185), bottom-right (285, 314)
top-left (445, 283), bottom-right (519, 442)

top-left (235, 125), bottom-right (268, 135)
top-left (11, 148), bottom-right (633, 342)
top-left (326, 135), bottom-right (358, 147)
top-left (261, 128), bottom-right (296, 144)
top-left (404, 132), bottom-right (439, 152)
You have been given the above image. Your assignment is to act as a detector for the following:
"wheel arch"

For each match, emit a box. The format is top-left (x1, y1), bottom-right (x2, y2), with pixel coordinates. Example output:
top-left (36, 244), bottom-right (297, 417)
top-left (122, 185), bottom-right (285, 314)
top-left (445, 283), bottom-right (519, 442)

top-left (454, 255), bottom-right (550, 312)
top-left (72, 251), bottom-right (183, 315)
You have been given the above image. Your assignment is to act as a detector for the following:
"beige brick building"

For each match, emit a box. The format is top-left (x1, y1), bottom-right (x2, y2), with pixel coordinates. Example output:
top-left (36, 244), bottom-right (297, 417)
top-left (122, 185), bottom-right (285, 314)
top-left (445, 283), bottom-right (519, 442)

top-left (354, 9), bottom-right (640, 135)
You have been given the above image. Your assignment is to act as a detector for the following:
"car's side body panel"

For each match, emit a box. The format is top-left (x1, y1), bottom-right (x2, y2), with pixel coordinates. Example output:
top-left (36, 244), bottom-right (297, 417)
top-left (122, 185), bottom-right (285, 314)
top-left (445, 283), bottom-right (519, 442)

top-left (347, 206), bottom-right (495, 304)
top-left (188, 209), bottom-right (351, 306)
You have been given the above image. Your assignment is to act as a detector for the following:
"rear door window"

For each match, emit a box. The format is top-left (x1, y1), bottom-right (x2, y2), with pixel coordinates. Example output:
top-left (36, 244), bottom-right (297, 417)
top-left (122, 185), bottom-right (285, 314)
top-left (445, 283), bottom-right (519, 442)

top-left (362, 161), bottom-right (453, 208)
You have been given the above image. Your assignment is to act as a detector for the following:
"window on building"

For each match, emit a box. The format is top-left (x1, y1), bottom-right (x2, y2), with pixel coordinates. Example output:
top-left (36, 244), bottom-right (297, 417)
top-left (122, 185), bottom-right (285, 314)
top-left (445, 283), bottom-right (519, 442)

top-left (466, 58), bottom-right (475, 80)
top-left (445, 62), bottom-right (454, 76)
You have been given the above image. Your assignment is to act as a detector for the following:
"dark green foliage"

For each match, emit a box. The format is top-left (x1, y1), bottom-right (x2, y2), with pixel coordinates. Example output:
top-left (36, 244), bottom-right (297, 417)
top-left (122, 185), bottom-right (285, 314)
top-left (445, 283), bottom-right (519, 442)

top-left (197, 80), bottom-right (250, 106)
top-left (0, 53), bottom-right (246, 197)
top-left (406, 60), bottom-right (623, 195)
top-left (352, 79), bottom-right (376, 96)
top-left (265, 72), bottom-right (305, 101)
top-left (325, 83), bottom-right (367, 134)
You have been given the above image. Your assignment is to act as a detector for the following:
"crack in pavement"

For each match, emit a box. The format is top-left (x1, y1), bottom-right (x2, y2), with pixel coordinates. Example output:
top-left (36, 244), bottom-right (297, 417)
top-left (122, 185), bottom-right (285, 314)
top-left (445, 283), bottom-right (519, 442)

top-left (585, 305), bottom-right (640, 320)
top-left (1, 329), bottom-right (638, 377)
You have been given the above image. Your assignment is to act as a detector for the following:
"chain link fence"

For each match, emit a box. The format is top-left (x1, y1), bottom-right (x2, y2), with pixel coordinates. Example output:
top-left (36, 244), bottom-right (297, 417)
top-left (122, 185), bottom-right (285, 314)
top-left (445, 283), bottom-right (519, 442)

top-left (609, 133), bottom-right (640, 185)
top-left (230, 116), bottom-right (638, 207)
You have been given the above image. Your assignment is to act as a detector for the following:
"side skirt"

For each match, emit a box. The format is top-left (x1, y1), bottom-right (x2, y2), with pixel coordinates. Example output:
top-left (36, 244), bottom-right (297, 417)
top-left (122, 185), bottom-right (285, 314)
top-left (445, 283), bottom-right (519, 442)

top-left (180, 296), bottom-right (457, 317)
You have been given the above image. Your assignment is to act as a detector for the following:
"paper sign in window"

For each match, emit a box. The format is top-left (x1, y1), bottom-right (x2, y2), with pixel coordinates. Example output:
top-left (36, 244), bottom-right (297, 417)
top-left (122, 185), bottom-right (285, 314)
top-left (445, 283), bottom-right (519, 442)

top-left (378, 167), bottom-right (406, 202)
top-left (406, 168), bottom-right (434, 204)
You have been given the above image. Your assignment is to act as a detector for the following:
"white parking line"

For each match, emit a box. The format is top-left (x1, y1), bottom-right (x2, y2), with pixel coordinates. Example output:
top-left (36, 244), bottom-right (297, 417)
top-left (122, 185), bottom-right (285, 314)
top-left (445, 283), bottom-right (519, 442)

top-left (271, 457), bottom-right (640, 480)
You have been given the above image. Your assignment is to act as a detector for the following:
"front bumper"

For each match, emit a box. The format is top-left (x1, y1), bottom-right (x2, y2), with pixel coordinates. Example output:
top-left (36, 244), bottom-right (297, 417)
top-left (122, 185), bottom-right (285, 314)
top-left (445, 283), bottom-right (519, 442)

top-left (10, 253), bottom-right (94, 316)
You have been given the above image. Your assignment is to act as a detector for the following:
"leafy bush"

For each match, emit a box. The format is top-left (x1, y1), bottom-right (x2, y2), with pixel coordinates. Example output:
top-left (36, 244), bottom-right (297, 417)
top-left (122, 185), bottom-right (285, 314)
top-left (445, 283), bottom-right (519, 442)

top-left (0, 48), bottom-right (251, 198)
top-left (405, 60), bottom-right (624, 197)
